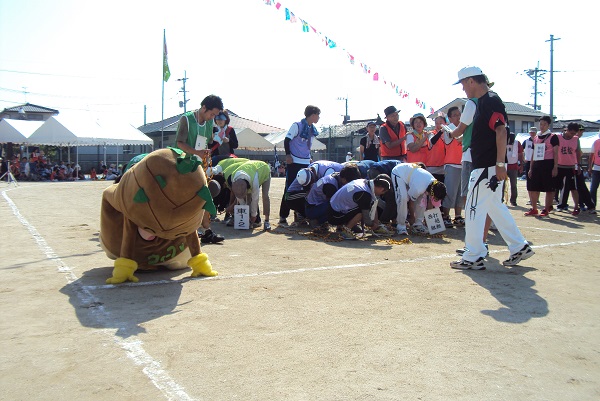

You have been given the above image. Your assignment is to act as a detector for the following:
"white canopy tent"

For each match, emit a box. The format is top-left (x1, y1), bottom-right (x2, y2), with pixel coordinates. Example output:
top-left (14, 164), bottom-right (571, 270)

top-left (27, 114), bottom-right (153, 167)
top-left (236, 128), bottom-right (279, 149)
top-left (0, 119), bottom-right (44, 144)
top-left (263, 131), bottom-right (327, 150)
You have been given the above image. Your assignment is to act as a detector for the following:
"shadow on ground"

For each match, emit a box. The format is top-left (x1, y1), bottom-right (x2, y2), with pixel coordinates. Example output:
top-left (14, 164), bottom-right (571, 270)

top-left (459, 264), bottom-right (548, 323)
top-left (60, 267), bottom-right (196, 338)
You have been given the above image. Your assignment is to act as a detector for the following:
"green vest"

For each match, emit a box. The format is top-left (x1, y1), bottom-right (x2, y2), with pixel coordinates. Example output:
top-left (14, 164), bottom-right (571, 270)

top-left (462, 98), bottom-right (478, 152)
top-left (235, 161), bottom-right (270, 185)
top-left (223, 160), bottom-right (249, 185)
top-left (217, 157), bottom-right (249, 171)
top-left (177, 111), bottom-right (213, 150)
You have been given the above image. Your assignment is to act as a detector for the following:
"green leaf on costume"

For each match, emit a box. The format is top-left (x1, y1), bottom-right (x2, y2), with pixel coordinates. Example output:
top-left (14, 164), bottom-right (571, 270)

top-left (197, 186), bottom-right (217, 215)
top-left (155, 175), bottom-right (167, 188)
top-left (134, 188), bottom-right (149, 203)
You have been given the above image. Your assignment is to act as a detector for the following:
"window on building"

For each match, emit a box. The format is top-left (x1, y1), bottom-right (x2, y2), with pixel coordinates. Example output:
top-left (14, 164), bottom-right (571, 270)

top-left (508, 120), bottom-right (515, 133)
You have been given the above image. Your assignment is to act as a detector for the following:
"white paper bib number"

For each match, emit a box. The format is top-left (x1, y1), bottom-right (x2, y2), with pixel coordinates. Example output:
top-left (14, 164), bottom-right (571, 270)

top-left (234, 205), bottom-right (250, 230)
top-left (533, 143), bottom-right (545, 161)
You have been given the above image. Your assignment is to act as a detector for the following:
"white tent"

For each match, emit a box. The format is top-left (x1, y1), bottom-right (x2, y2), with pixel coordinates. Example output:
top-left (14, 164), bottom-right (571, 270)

top-left (0, 119), bottom-right (44, 143)
top-left (264, 131), bottom-right (326, 150)
top-left (26, 113), bottom-right (153, 167)
top-left (236, 128), bottom-right (278, 149)
top-left (27, 114), bottom-right (153, 146)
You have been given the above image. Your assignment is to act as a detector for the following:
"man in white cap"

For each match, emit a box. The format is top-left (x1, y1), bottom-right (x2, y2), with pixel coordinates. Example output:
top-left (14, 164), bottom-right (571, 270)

top-left (450, 66), bottom-right (534, 270)
top-left (228, 160), bottom-right (272, 230)
top-left (346, 152), bottom-right (353, 162)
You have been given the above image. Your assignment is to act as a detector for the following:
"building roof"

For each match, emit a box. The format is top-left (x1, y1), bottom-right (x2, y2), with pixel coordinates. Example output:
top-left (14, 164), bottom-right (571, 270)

top-left (428, 98), bottom-right (546, 119)
top-left (1, 103), bottom-right (59, 114)
top-left (138, 109), bottom-right (285, 136)
top-left (553, 119), bottom-right (600, 131)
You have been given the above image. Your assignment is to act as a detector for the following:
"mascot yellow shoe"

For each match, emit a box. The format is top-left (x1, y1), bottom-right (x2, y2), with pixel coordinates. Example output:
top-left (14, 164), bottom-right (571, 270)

top-left (100, 148), bottom-right (218, 284)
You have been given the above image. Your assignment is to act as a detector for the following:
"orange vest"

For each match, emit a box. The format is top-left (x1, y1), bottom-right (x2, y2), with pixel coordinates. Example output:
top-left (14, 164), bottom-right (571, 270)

top-left (380, 122), bottom-right (407, 158)
top-left (444, 136), bottom-right (463, 165)
top-left (406, 131), bottom-right (430, 164)
top-left (426, 130), bottom-right (446, 168)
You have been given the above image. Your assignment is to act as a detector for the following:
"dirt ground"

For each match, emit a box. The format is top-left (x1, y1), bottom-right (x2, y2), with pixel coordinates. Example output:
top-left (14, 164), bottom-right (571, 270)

top-left (1, 176), bottom-right (599, 401)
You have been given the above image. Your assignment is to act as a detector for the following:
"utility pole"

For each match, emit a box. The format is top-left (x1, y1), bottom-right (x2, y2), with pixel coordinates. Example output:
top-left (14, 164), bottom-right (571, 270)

top-left (546, 34), bottom-right (560, 121)
top-left (337, 96), bottom-right (349, 124)
top-left (177, 71), bottom-right (189, 113)
top-left (524, 62), bottom-right (546, 110)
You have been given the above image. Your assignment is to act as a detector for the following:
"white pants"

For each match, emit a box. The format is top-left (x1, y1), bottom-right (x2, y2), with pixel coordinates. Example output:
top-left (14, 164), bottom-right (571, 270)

top-left (392, 172), bottom-right (426, 228)
top-left (463, 167), bottom-right (528, 261)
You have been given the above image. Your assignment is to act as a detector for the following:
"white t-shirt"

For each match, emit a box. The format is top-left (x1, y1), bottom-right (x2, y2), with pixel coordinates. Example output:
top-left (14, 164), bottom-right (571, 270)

top-left (459, 100), bottom-right (476, 163)
top-left (460, 100), bottom-right (476, 126)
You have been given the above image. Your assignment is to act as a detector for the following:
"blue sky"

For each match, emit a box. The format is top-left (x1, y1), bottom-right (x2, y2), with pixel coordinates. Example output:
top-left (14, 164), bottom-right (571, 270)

top-left (1, 0), bottom-right (598, 132)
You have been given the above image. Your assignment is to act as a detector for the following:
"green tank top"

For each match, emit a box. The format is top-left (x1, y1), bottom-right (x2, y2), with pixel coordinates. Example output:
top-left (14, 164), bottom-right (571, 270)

top-left (178, 111), bottom-right (213, 150)
top-left (462, 98), bottom-right (478, 152)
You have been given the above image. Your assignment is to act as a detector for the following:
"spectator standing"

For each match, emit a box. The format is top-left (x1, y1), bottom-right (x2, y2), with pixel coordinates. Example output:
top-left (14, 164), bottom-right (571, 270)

top-left (442, 109), bottom-right (464, 227)
top-left (359, 121), bottom-right (380, 161)
top-left (278, 105), bottom-right (321, 226)
top-left (174, 94), bottom-right (225, 244)
top-left (522, 127), bottom-right (537, 179)
top-left (211, 110), bottom-right (239, 164)
top-left (506, 132), bottom-right (524, 206)
top-left (555, 123), bottom-right (583, 215)
top-left (525, 116), bottom-right (559, 217)
top-left (588, 132), bottom-right (600, 212)
top-left (450, 66), bottom-right (533, 270)
top-left (379, 106), bottom-right (407, 161)
top-left (427, 116), bottom-right (447, 182)
top-left (406, 113), bottom-right (430, 165)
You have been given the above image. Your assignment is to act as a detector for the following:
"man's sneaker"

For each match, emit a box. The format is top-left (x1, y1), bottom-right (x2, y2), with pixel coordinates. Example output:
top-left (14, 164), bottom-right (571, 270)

top-left (225, 217), bottom-right (234, 227)
top-left (396, 226), bottom-right (408, 235)
top-left (200, 229), bottom-right (225, 244)
top-left (456, 243), bottom-right (489, 257)
top-left (572, 208), bottom-right (581, 216)
top-left (450, 257), bottom-right (486, 270)
top-left (264, 221), bottom-right (272, 231)
top-left (539, 208), bottom-right (550, 217)
top-left (502, 244), bottom-right (535, 266)
top-left (443, 217), bottom-right (454, 228)
top-left (289, 219), bottom-right (310, 228)
top-left (411, 224), bottom-right (428, 235)
top-left (556, 205), bottom-right (569, 212)
top-left (338, 226), bottom-right (356, 240)
top-left (453, 216), bottom-right (465, 227)
top-left (373, 225), bottom-right (392, 236)
top-left (588, 208), bottom-right (596, 214)
top-left (524, 208), bottom-right (539, 216)
top-left (278, 217), bottom-right (288, 226)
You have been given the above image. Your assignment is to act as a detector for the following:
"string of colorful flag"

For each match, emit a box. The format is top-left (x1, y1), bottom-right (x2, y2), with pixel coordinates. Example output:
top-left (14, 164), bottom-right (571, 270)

top-left (261, 0), bottom-right (435, 115)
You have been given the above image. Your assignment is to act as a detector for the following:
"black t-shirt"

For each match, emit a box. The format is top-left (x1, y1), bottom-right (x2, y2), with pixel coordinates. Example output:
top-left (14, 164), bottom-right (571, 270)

top-left (360, 135), bottom-right (380, 161)
top-left (471, 91), bottom-right (509, 169)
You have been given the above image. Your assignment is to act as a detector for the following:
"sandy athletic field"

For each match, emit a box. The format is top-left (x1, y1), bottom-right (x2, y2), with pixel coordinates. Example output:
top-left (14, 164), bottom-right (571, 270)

top-left (1, 177), bottom-right (599, 400)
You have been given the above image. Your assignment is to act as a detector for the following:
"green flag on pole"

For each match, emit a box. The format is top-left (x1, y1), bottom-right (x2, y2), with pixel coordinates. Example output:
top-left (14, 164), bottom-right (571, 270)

top-left (163, 32), bottom-right (171, 82)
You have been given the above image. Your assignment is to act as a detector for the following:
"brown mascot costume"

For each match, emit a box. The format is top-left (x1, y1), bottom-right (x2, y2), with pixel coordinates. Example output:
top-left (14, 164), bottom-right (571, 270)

top-left (100, 147), bottom-right (218, 284)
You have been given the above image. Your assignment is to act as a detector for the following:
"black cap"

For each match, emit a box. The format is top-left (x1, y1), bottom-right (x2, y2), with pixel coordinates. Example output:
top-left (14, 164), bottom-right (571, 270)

top-left (366, 121), bottom-right (376, 127)
top-left (384, 106), bottom-right (400, 117)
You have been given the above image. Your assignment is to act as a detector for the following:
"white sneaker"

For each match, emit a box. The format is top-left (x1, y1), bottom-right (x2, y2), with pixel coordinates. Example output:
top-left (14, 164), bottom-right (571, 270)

top-left (450, 257), bottom-right (486, 270)
top-left (502, 244), bottom-right (535, 266)
top-left (396, 226), bottom-right (408, 235)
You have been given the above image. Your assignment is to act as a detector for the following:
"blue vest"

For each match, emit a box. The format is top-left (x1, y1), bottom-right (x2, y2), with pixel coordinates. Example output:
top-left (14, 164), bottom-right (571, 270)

top-left (370, 160), bottom-right (402, 175)
top-left (307, 174), bottom-right (339, 206)
top-left (330, 179), bottom-right (372, 213)
top-left (310, 160), bottom-right (343, 178)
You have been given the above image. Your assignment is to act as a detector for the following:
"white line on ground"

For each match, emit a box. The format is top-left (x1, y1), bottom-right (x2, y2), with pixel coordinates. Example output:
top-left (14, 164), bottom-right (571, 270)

top-left (82, 238), bottom-right (600, 291)
top-left (2, 190), bottom-right (194, 401)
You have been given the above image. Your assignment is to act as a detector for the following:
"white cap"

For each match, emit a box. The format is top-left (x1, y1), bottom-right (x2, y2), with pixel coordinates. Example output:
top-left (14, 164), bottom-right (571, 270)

top-left (453, 66), bottom-right (484, 85)
top-left (232, 170), bottom-right (251, 184)
top-left (296, 169), bottom-right (311, 186)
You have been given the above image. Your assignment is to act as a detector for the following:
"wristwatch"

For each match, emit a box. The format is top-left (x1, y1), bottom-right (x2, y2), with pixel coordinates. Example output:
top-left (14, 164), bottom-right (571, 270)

top-left (496, 162), bottom-right (506, 168)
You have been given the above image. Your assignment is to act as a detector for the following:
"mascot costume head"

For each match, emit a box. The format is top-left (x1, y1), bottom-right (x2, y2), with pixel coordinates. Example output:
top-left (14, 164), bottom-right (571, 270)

top-left (100, 147), bottom-right (218, 284)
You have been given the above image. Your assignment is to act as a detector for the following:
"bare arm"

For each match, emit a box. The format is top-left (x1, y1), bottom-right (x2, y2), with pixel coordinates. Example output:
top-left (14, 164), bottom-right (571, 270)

top-left (495, 125), bottom-right (507, 180)
top-left (450, 123), bottom-right (468, 139)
